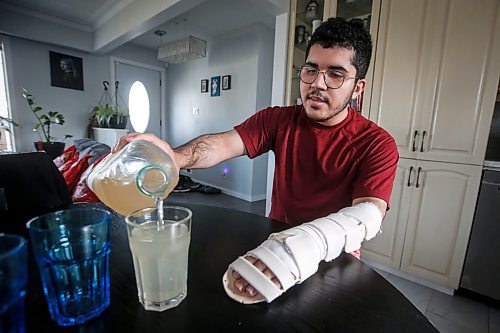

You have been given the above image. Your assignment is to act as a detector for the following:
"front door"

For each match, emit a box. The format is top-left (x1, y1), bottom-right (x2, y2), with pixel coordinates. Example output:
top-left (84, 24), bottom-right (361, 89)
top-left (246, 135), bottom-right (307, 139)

top-left (114, 61), bottom-right (163, 138)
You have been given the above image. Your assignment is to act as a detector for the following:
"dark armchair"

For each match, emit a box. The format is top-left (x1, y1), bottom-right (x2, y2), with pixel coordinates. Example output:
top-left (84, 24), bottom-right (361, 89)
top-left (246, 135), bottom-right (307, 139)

top-left (0, 152), bottom-right (72, 235)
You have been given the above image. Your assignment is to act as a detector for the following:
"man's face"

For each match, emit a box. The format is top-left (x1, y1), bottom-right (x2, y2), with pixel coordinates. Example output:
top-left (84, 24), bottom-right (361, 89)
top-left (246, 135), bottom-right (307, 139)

top-left (300, 44), bottom-right (366, 126)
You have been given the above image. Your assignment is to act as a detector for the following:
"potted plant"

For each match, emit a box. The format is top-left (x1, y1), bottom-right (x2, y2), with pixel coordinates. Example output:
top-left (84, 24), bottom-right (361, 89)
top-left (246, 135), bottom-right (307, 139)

top-left (90, 102), bottom-right (128, 129)
top-left (22, 88), bottom-right (72, 158)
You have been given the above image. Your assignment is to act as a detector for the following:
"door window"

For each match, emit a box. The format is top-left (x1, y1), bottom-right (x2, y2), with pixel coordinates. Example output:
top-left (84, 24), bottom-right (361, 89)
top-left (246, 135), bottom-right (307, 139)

top-left (128, 81), bottom-right (150, 133)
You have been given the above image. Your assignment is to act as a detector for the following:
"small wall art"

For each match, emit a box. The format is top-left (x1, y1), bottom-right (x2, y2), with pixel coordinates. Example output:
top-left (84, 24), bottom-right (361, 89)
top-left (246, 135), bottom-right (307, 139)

top-left (201, 79), bottom-right (208, 93)
top-left (210, 76), bottom-right (220, 97)
top-left (222, 75), bottom-right (231, 90)
top-left (49, 51), bottom-right (84, 91)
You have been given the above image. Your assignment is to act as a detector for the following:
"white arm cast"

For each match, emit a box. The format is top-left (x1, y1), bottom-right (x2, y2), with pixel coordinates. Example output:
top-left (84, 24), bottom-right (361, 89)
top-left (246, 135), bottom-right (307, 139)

top-left (223, 202), bottom-right (384, 304)
top-left (262, 202), bottom-right (383, 283)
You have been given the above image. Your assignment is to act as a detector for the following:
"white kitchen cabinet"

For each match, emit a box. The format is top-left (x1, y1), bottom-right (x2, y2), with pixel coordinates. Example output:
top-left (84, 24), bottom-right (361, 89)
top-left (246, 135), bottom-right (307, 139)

top-left (369, 0), bottom-right (500, 165)
top-left (362, 158), bottom-right (482, 288)
top-left (285, 0), bottom-right (382, 118)
top-left (400, 160), bottom-right (482, 288)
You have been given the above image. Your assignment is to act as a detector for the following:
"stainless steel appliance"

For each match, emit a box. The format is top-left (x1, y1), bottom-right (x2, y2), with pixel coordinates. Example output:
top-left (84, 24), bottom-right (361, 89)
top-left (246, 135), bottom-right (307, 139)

top-left (460, 163), bottom-right (500, 302)
top-left (460, 99), bottom-right (500, 302)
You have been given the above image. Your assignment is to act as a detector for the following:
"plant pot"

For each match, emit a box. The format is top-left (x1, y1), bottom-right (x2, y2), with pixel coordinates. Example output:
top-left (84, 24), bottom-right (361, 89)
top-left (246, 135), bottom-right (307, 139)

top-left (34, 141), bottom-right (65, 159)
top-left (100, 115), bottom-right (127, 129)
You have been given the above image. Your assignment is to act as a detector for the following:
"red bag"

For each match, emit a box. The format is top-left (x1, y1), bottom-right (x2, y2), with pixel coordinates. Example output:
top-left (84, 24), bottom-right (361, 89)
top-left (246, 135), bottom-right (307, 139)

top-left (53, 145), bottom-right (76, 168)
top-left (63, 154), bottom-right (92, 192)
top-left (72, 153), bottom-right (109, 203)
top-left (58, 152), bottom-right (79, 174)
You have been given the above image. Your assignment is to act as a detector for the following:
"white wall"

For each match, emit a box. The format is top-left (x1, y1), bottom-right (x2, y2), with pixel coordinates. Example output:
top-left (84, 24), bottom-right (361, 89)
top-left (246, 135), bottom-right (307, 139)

top-left (3, 21), bottom-right (277, 202)
top-left (2, 34), bottom-right (162, 152)
top-left (166, 24), bottom-right (274, 201)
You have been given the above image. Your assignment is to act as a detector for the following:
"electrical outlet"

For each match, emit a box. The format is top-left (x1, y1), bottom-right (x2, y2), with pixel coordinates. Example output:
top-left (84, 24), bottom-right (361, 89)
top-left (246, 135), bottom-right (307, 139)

top-left (193, 107), bottom-right (199, 115)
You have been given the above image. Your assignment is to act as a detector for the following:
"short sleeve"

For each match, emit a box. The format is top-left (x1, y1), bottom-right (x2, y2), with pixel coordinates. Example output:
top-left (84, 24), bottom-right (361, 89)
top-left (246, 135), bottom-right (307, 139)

top-left (351, 134), bottom-right (399, 209)
top-left (234, 106), bottom-right (289, 158)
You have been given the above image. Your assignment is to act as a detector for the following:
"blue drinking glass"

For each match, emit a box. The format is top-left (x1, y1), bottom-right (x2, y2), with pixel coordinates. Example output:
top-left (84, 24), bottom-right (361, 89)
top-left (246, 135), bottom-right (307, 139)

top-left (26, 208), bottom-right (111, 326)
top-left (0, 233), bottom-right (28, 333)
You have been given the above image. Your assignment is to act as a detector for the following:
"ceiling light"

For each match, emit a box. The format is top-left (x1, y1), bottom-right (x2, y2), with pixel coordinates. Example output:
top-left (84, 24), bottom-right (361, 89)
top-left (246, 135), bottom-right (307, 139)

top-left (155, 26), bottom-right (206, 64)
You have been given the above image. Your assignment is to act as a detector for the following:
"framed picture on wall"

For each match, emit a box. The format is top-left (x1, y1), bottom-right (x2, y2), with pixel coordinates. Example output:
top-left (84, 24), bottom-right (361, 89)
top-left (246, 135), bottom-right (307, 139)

top-left (201, 79), bottom-right (208, 93)
top-left (210, 76), bottom-right (220, 97)
top-left (222, 75), bottom-right (231, 90)
top-left (49, 51), bottom-right (84, 91)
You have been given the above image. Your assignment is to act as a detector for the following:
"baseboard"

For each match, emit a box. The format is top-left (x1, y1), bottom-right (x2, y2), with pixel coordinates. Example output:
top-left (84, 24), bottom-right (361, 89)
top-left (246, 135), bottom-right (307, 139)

top-left (219, 187), bottom-right (266, 202)
top-left (179, 174), bottom-right (266, 202)
top-left (361, 258), bottom-right (455, 295)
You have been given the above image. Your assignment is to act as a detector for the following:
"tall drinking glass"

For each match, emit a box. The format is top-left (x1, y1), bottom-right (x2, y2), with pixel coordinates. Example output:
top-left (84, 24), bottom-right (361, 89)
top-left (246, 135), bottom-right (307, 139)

top-left (26, 208), bottom-right (112, 326)
top-left (0, 234), bottom-right (27, 333)
top-left (126, 206), bottom-right (192, 311)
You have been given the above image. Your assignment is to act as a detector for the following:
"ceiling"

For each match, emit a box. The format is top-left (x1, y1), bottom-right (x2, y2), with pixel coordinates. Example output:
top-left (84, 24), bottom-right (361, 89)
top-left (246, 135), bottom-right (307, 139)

top-left (0, 0), bottom-right (288, 52)
top-left (131, 0), bottom-right (281, 50)
top-left (0, 0), bottom-right (133, 28)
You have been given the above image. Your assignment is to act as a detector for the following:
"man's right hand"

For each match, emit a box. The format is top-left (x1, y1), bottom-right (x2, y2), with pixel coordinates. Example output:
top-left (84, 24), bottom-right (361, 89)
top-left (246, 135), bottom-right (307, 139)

top-left (113, 133), bottom-right (181, 173)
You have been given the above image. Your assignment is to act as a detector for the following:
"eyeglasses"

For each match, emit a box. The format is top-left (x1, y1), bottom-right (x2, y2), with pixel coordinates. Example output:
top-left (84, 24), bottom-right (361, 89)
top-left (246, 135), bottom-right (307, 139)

top-left (298, 66), bottom-right (356, 89)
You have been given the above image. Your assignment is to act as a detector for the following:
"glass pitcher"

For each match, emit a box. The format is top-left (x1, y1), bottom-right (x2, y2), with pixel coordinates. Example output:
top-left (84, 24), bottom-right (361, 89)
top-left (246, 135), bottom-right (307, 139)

top-left (88, 140), bottom-right (179, 216)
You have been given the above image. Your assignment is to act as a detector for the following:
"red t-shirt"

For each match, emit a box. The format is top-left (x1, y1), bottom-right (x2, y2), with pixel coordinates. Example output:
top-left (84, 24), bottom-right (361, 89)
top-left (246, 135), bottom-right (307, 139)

top-left (235, 105), bottom-right (399, 225)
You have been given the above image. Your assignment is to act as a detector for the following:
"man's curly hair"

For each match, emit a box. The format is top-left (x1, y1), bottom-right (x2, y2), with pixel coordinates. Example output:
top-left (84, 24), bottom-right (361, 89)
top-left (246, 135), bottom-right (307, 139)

top-left (306, 17), bottom-right (372, 79)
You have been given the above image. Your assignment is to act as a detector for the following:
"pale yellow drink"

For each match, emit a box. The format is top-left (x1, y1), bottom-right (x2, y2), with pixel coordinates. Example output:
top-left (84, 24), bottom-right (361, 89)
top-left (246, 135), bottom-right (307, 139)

top-left (126, 207), bottom-right (192, 311)
top-left (87, 140), bottom-right (179, 216)
top-left (91, 175), bottom-right (179, 216)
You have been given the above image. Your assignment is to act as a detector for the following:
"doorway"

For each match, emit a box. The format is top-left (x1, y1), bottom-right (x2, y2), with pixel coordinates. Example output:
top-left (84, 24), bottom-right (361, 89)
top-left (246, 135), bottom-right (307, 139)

top-left (111, 58), bottom-right (165, 139)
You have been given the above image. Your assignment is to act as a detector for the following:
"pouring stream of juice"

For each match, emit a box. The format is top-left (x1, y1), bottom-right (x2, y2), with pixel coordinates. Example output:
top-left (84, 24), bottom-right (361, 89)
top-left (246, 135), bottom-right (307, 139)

top-left (137, 165), bottom-right (172, 228)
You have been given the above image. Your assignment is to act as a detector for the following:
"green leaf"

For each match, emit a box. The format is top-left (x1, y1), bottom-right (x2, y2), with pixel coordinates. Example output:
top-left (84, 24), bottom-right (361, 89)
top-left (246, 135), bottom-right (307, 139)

top-left (33, 106), bottom-right (42, 112)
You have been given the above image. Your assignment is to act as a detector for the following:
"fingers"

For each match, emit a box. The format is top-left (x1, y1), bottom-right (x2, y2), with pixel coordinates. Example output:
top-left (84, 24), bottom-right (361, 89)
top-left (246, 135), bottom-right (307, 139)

top-left (110, 132), bottom-right (181, 172)
top-left (112, 132), bottom-right (141, 153)
top-left (231, 256), bottom-right (282, 298)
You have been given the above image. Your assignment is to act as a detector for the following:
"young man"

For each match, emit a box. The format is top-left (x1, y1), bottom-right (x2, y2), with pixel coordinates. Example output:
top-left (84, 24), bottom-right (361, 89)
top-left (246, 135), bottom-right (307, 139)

top-left (115, 18), bottom-right (398, 304)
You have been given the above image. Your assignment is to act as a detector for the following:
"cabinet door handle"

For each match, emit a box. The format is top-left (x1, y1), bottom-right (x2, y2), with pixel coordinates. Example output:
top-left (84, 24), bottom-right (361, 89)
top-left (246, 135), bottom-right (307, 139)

top-left (412, 130), bottom-right (419, 152)
top-left (407, 166), bottom-right (414, 186)
top-left (416, 167), bottom-right (422, 188)
top-left (420, 131), bottom-right (427, 152)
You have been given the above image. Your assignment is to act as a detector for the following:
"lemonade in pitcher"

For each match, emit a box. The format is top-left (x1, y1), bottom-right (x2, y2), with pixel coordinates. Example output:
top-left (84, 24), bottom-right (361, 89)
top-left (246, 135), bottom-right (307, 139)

top-left (88, 140), bottom-right (179, 216)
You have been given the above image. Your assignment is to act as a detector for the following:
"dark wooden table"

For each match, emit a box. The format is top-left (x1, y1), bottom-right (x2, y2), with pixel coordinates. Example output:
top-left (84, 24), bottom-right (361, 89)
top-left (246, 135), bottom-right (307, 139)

top-left (17, 203), bottom-right (437, 332)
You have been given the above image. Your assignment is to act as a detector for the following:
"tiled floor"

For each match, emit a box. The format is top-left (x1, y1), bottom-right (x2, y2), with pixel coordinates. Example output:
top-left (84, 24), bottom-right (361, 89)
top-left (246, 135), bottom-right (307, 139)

top-left (166, 191), bottom-right (499, 333)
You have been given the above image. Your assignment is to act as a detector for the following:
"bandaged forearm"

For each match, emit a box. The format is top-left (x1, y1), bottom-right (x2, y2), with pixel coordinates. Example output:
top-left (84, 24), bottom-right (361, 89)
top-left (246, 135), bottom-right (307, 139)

top-left (223, 202), bottom-right (383, 304)
top-left (266, 201), bottom-right (383, 282)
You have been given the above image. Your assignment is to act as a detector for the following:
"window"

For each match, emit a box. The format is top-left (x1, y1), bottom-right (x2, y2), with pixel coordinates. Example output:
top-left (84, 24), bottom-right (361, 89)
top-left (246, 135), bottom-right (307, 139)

top-left (128, 81), bottom-right (150, 133)
top-left (0, 41), bottom-right (15, 152)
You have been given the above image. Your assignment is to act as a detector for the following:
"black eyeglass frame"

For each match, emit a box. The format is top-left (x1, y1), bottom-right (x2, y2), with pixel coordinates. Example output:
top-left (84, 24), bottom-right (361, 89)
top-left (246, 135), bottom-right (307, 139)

top-left (297, 66), bottom-right (357, 89)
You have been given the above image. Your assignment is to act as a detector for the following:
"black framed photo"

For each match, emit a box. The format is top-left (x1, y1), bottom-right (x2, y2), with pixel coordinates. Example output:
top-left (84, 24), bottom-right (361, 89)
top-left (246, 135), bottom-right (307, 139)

top-left (222, 75), bottom-right (231, 90)
top-left (49, 51), bottom-right (84, 91)
top-left (201, 79), bottom-right (208, 93)
top-left (210, 76), bottom-right (220, 97)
